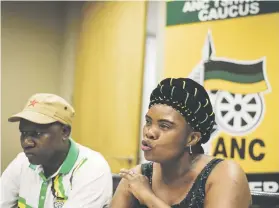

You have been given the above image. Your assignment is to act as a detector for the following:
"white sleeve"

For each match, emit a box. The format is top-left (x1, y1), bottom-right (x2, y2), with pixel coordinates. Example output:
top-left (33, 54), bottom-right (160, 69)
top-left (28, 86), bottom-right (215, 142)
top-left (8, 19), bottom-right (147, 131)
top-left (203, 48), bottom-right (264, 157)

top-left (0, 153), bottom-right (24, 208)
top-left (63, 158), bottom-right (113, 208)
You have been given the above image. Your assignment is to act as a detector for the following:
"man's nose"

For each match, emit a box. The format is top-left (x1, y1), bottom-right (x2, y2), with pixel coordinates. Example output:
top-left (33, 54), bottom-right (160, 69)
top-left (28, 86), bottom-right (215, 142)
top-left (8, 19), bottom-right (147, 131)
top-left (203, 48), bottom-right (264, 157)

top-left (21, 136), bottom-right (35, 148)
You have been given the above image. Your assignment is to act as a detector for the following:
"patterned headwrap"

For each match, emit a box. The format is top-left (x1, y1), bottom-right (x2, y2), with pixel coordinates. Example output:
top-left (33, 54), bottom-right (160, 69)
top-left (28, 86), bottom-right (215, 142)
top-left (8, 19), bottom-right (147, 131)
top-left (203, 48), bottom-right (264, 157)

top-left (149, 78), bottom-right (216, 150)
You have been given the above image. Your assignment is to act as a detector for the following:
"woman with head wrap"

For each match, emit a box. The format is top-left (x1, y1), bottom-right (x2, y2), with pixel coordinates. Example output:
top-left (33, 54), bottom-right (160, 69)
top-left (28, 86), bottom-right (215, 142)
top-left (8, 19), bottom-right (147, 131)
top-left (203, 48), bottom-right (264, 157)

top-left (110, 78), bottom-right (251, 208)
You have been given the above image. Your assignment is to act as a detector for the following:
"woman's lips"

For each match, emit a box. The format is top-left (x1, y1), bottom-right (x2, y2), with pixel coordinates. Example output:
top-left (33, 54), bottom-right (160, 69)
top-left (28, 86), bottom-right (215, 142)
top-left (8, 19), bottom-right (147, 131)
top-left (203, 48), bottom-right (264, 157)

top-left (141, 140), bottom-right (152, 151)
top-left (141, 145), bottom-right (152, 151)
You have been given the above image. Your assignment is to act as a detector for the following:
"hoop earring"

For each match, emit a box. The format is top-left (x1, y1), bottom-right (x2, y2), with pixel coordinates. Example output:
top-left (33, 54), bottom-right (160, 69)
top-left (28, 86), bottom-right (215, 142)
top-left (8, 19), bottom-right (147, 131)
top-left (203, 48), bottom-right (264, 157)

top-left (189, 145), bottom-right (193, 155)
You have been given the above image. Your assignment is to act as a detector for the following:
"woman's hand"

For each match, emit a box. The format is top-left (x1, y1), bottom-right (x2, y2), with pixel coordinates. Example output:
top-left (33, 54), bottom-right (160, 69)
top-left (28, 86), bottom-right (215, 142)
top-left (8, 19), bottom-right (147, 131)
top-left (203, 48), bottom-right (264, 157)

top-left (119, 168), bottom-right (154, 205)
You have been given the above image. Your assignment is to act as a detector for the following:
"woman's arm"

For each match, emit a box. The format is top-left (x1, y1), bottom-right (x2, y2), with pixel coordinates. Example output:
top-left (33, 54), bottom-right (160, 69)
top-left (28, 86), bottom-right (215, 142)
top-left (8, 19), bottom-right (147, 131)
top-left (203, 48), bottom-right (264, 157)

top-left (110, 165), bottom-right (142, 208)
top-left (143, 194), bottom-right (171, 208)
top-left (204, 160), bottom-right (251, 208)
top-left (109, 178), bottom-right (137, 208)
top-left (110, 165), bottom-right (171, 208)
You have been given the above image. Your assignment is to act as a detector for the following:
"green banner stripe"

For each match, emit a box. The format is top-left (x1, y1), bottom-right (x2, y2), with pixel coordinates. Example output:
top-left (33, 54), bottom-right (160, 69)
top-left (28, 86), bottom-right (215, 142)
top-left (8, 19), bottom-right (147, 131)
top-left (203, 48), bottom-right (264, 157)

top-left (204, 60), bottom-right (263, 75)
top-left (204, 70), bottom-right (264, 83)
top-left (167, 1), bottom-right (198, 26)
top-left (167, 1), bottom-right (279, 26)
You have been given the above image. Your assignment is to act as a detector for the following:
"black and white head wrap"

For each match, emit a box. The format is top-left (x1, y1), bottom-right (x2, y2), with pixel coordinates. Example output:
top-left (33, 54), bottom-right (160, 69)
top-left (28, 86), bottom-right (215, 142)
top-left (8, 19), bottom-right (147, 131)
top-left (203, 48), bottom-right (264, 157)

top-left (149, 78), bottom-right (216, 153)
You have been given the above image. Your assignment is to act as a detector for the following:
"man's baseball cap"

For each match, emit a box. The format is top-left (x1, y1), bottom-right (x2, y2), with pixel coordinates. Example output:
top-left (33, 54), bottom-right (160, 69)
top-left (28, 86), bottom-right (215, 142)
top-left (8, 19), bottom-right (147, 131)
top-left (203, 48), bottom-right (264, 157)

top-left (8, 93), bottom-right (75, 125)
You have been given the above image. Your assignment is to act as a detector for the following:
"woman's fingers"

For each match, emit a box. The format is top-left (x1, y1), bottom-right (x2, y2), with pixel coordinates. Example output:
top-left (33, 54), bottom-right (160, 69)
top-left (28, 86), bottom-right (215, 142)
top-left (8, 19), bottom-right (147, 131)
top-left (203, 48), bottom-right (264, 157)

top-left (120, 169), bottom-right (136, 175)
top-left (119, 168), bottom-right (135, 180)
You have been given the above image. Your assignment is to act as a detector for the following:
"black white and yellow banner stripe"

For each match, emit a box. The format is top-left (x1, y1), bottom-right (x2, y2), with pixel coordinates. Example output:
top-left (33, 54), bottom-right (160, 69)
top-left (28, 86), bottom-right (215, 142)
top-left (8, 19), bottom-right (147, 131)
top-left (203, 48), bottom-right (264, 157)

top-left (204, 59), bottom-right (268, 94)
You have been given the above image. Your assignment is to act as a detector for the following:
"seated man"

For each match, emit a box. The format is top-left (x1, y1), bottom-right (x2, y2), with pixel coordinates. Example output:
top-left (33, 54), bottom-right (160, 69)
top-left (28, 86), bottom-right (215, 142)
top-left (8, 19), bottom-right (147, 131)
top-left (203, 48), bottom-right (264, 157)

top-left (1, 93), bottom-right (112, 208)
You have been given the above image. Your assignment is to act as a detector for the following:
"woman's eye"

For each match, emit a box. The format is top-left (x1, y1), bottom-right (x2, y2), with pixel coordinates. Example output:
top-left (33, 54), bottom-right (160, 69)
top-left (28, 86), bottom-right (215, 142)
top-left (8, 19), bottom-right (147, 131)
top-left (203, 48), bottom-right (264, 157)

top-left (160, 123), bottom-right (171, 130)
top-left (145, 120), bottom-right (151, 125)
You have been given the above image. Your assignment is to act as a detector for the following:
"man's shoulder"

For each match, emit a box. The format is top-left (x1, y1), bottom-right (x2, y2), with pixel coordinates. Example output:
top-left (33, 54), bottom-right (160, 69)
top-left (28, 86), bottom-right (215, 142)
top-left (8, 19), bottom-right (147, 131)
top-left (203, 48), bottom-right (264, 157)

top-left (77, 143), bottom-right (106, 160)
top-left (76, 143), bottom-right (111, 172)
top-left (12, 152), bottom-right (30, 166)
top-left (2, 152), bottom-right (31, 176)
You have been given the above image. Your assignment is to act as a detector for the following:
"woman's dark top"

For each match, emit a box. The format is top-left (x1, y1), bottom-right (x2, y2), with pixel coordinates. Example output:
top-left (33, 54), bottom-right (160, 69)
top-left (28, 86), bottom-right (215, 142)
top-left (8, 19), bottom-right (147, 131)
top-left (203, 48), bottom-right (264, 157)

top-left (135, 158), bottom-right (223, 208)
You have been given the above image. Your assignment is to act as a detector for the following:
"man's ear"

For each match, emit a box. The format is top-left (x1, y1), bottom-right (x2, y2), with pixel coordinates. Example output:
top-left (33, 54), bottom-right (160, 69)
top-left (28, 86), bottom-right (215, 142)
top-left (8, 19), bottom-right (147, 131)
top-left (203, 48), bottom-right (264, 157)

top-left (62, 125), bottom-right (71, 138)
top-left (186, 131), bottom-right (201, 147)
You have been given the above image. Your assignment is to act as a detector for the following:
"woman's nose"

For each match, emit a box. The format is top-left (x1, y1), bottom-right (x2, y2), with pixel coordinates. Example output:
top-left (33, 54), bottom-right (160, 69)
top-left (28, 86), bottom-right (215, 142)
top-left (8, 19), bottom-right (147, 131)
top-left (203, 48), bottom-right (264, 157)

top-left (144, 126), bottom-right (158, 140)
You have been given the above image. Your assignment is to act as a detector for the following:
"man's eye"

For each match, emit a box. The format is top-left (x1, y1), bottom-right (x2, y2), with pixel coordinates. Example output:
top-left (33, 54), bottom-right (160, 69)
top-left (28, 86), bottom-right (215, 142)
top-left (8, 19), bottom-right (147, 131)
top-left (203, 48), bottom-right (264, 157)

top-left (34, 132), bottom-right (43, 137)
top-left (30, 132), bottom-right (44, 138)
top-left (21, 131), bottom-right (43, 138)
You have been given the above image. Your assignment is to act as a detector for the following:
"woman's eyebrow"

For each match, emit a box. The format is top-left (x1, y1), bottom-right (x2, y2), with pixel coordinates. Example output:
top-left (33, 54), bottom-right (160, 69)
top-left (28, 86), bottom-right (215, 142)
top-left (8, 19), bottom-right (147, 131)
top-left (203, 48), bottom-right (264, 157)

top-left (158, 119), bottom-right (175, 125)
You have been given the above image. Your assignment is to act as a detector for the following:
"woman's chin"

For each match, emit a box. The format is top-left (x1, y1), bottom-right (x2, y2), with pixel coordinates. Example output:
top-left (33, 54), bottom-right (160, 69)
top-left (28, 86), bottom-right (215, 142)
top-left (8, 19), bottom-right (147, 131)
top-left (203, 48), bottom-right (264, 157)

top-left (144, 152), bottom-right (160, 163)
top-left (143, 152), bottom-right (153, 161)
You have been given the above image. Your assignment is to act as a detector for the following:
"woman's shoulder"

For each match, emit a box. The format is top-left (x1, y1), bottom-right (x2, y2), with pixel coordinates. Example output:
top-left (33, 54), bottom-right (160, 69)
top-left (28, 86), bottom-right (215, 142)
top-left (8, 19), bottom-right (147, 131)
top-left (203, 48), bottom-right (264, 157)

top-left (208, 157), bottom-right (247, 181)
top-left (204, 156), bottom-right (250, 193)
top-left (196, 155), bottom-right (248, 188)
top-left (203, 157), bottom-right (252, 206)
top-left (199, 155), bottom-right (245, 174)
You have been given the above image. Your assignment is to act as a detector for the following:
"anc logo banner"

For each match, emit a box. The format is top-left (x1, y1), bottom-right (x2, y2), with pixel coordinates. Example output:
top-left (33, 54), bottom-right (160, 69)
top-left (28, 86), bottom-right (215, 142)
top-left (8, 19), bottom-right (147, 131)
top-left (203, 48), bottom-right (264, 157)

top-left (167, 0), bottom-right (279, 26)
top-left (164, 0), bottom-right (279, 193)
